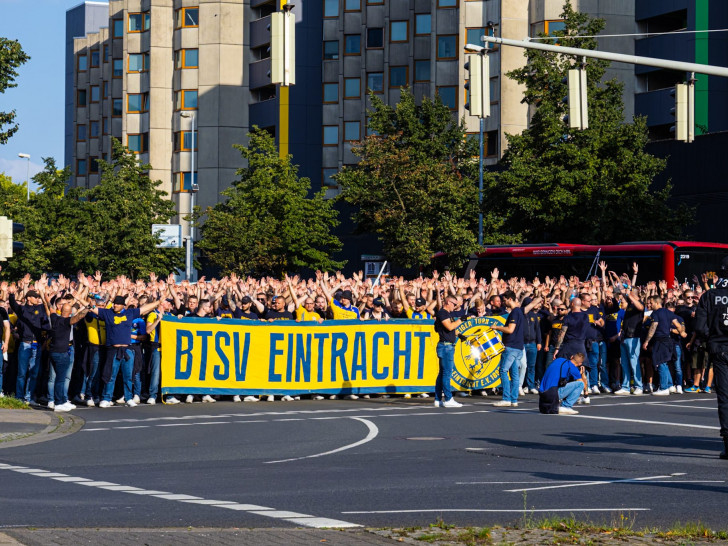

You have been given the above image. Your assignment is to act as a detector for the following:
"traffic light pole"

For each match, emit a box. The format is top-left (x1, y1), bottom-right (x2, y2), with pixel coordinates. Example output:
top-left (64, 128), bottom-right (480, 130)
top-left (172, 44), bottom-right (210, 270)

top-left (478, 116), bottom-right (484, 247)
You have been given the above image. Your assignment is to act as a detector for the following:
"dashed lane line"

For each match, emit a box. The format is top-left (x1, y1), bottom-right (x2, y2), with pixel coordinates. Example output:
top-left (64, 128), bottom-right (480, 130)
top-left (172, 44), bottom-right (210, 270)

top-left (0, 462), bottom-right (360, 529)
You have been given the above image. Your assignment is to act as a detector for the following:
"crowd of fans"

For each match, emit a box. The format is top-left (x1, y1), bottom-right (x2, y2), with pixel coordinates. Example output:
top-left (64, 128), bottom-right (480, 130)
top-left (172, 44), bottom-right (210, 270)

top-left (0, 261), bottom-right (717, 411)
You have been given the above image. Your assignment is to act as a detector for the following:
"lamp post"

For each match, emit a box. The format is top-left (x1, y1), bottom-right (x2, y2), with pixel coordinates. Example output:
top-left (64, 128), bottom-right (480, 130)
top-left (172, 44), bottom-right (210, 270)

top-left (180, 113), bottom-right (198, 281)
top-left (17, 153), bottom-right (30, 201)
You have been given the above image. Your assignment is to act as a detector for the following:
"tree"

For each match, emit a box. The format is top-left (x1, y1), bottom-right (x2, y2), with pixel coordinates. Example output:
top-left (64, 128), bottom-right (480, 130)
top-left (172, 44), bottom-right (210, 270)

top-left (497, 1), bottom-right (693, 243)
top-left (0, 37), bottom-right (30, 144)
top-left (336, 89), bottom-right (514, 270)
top-left (197, 127), bottom-right (343, 276)
top-left (83, 139), bottom-right (185, 278)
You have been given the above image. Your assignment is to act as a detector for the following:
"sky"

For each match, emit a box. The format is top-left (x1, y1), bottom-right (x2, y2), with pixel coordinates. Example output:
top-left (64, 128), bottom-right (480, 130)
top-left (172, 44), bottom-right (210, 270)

top-left (0, 0), bottom-right (93, 192)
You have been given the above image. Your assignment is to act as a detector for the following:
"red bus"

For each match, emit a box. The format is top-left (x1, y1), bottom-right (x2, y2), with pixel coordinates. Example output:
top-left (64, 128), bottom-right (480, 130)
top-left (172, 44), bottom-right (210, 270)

top-left (463, 242), bottom-right (728, 288)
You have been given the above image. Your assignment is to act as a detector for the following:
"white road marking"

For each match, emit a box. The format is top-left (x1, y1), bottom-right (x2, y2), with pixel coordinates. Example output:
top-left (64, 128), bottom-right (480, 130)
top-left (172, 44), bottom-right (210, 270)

top-left (569, 414), bottom-right (720, 430)
top-left (343, 508), bottom-right (649, 514)
top-left (457, 480), bottom-right (605, 485)
top-left (505, 474), bottom-right (674, 492)
top-left (265, 417), bottom-right (379, 464)
top-left (651, 403), bottom-right (716, 410)
top-left (0, 463), bottom-right (361, 528)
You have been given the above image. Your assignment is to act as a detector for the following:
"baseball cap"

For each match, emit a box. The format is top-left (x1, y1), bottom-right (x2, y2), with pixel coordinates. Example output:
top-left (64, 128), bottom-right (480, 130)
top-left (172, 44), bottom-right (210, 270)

top-left (241, 296), bottom-right (253, 304)
top-left (26, 290), bottom-right (40, 299)
top-left (415, 297), bottom-right (426, 307)
top-left (113, 296), bottom-right (126, 305)
top-left (373, 297), bottom-right (385, 307)
top-left (341, 290), bottom-right (353, 301)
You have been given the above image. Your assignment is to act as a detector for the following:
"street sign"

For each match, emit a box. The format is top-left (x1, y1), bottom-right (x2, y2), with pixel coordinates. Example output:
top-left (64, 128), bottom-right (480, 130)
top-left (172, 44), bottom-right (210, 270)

top-left (152, 224), bottom-right (182, 248)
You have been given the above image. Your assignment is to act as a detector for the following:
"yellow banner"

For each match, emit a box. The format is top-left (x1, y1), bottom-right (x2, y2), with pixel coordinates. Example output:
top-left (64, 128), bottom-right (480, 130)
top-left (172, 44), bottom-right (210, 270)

top-left (160, 315), bottom-right (506, 395)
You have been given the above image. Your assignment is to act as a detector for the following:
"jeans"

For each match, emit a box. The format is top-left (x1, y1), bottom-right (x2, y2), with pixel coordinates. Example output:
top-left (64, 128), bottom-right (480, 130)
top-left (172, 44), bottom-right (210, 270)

top-left (671, 343), bottom-right (684, 388)
top-left (101, 348), bottom-right (134, 402)
top-left (588, 341), bottom-right (609, 388)
top-left (620, 337), bottom-right (643, 390)
top-left (49, 351), bottom-right (73, 405)
top-left (518, 348), bottom-right (527, 389)
top-left (559, 381), bottom-right (584, 408)
top-left (524, 343), bottom-right (538, 390)
top-left (499, 347), bottom-right (522, 403)
top-left (656, 362), bottom-right (674, 391)
top-left (81, 345), bottom-right (103, 400)
top-left (435, 342), bottom-right (455, 402)
top-left (48, 346), bottom-right (73, 403)
top-left (16, 342), bottom-right (43, 402)
top-left (147, 348), bottom-right (161, 400)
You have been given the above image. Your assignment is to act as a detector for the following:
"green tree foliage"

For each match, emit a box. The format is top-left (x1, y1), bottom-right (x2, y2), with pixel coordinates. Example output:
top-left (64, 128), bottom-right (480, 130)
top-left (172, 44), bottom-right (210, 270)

top-left (497, 1), bottom-right (694, 243)
top-left (197, 127), bottom-right (343, 276)
top-left (336, 89), bottom-right (514, 270)
top-left (0, 37), bottom-right (30, 144)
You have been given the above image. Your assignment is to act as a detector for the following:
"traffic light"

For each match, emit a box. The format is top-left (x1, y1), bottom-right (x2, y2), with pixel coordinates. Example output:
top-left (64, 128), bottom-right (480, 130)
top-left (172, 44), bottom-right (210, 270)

top-left (464, 53), bottom-right (490, 118)
top-left (0, 216), bottom-right (24, 261)
top-left (670, 82), bottom-right (694, 143)
top-left (564, 68), bottom-right (588, 130)
top-left (271, 6), bottom-right (295, 86)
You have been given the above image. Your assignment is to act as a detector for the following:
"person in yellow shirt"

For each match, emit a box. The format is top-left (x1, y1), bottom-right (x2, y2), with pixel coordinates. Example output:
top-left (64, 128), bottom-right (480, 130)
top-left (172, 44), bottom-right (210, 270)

top-left (286, 275), bottom-right (323, 323)
top-left (319, 275), bottom-right (360, 320)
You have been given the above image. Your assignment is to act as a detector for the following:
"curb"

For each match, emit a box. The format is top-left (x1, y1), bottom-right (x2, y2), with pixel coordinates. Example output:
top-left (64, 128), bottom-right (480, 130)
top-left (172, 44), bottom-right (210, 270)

top-left (0, 411), bottom-right (85, 450)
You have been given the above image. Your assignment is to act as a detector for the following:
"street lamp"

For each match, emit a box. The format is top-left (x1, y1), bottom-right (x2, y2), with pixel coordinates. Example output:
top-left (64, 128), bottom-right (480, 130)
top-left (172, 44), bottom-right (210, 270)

top-left (17, 153), bottom-right (30, 201)
top-left (180, 113), bottom-right (198, 282)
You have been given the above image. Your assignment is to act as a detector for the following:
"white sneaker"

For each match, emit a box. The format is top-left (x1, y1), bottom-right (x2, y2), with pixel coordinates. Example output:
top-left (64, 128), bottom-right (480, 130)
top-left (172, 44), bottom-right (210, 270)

top-left (54, 402), bottom-right (74, 412)
top-left (312, 395), bottom-right (324, 400)
top-left (480, 390), bottom-right (488, 397)
top-left (0, 392), bottom-right (4, 398)
top-left (281, 395), bottom-right (294, 402)
top-left (126, 399), bottom-right (137, 407)
top-left (403, 393), bottom-right (411, 399)
top-left (529, 388), bottom-right (540, 394)
top-left (329, 395), bottom-right (338, 400)
top-left (47, 401), bottom-right (55, 410)
top-left (591, 386), bottom-right (600, 395)
top-left (632, 388), bottom-right (643, 396)
top-left (558, 406), bottom-right (579, 415)
top-left (99, 400), bottom-right (112, 408)
top-left (577, 396), bottom-right (590, 405)
top-left (668, 386), bottom-right (677, 394)
top-left (147, 397), bottom-right (156, 405)
top-left (361, 394), bottom-right (370, 399)
top-left (653, 389), bottom-right (670, 396)
top-left (344, 394), bottom-right (359, 400)
top-left (493, 400), bottom-right (512, 407)
top-left (511, 402), bottom-right (519, 407)
top-left (201, 395), bottom-right (216, 403)
top-left (132, 395), bottom-right (141, 404)
top-left (434, 400), bottom-right (443, 407)
top-left (116, 397), bottom-right (126, 404)
top-left (418, 393), bottom-right (429, 398)
top-left (293, 396), bottom-right (300, 400)
top-left (185, 395), bottom-right (194, 403)
top-left (86, 399), bottom-right (95, 407)
top-left (442, 399), bottom-right (463, 408)
top-left (265, 395), bottom-right (275, 402)
top-left (614, 388), bottom-right (630, 395)
top-left (676, 386), bottom-right (683, 394)
top-left (601, 385), bottom-right (612, 393)
top-left (166, 396), bottom-right (180, 405)
top-left (243, 396), bottom-right (259, 402)
top-left (232, 395), bottom-right (241, 402)
top-left (519, 387), bottom-right (525, 396)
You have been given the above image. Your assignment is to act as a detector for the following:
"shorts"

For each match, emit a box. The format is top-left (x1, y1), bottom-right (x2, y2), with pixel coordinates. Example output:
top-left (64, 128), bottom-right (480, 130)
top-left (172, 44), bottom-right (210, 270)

top-left (689, 346), bottom-right (711, 370)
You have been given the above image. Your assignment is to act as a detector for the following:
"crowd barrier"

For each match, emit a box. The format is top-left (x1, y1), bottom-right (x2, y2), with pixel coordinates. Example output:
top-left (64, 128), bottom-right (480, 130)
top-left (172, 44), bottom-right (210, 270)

top-left (160, 315), bottom-right (507, 396)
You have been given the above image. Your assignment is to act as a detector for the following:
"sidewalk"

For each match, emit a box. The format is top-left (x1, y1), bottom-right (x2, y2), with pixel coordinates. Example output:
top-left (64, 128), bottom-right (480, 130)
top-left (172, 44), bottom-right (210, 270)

top-left (0, 408), bottom-right (83, 449)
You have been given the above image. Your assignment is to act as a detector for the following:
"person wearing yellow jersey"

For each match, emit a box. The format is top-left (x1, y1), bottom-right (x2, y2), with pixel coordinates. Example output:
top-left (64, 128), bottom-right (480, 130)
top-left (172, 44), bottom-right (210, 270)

top-left (397, 280), bottom-right (435, 320)
top-left (319, 276), bottom-right (360, 320)
top-left (286, 274), bottom-right (323, 324)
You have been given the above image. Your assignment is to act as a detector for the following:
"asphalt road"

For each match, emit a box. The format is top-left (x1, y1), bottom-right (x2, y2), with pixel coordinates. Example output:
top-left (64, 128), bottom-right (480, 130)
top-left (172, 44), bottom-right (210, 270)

top-left (0, 393), bottom-right (725, 531)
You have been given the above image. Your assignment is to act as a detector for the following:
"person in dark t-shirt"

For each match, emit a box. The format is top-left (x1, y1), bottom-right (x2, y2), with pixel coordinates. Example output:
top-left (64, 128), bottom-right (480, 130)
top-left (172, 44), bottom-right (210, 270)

top-left (433, 295), bottom-right (464, 408)
top-left (642, 296), bottom-right (683, 395)
top-left (265, 295), bottom-right (294, 321)
top-left (47, 302), bottom-right (89, 411)
top-left (615, 289), bottom-right (645, 395)
top-left (491, 290), bottom-right (524, 407)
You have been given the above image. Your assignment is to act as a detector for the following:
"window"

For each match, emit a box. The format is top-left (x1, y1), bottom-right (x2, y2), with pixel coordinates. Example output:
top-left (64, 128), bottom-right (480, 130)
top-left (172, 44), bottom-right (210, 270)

top-left (113, 19), bottom-right (123, 38)
top-left (324, 0), bottom-right (338, 17)
top-left (390, 21), bottom-right (408, 42)
top-left (344, 35), bottom-right (361, 55)
top-left (437, 86), bottom-right (457, 109)
top-left (175, 90), bottom-right (198, 110)
top-left (323, 125), bottom-right (338, 146)
top-left (345, 0), bottom-right (360, 10)
top-left (344, 77), bottom-right (360, 98)
top-left (367, 28), bottom-right (383, 48)
top-left (89, 157), bottom-right (99, 174)
top-left (77, 124), bottom-right (87, 141)
top-left (485, 130), bottom-right (497, 157)
top-left (415, 60), bottom-right (430, 81)
top-left (323, 41), bottom-right (339, 60)
top-left (90, 49), bottom-right (100, 67)
top-left (544, 20), bottom-right (566, 36)
top-left (112, 98), bottom-right (122, 117)
top-left (90, 120), bottom-right (100, 138)
top-left (389, 66), bottom-right (408, 87)
top-left (466, 28), bottom-right (486, 48)
top-left (128, 13), bottom-right (143, 32)
top-left (437, 35), bottom-right (457, 59)
top-left (323, 83), bottom-right (338, 103)
top-left (77, 54), bottom-right (88, 71)
top-left (175, 131), bottom-right (198, 151)
top-left (128, 53), bottom-right (150, 72)
top-left (175, 49), bottom-right (199, 69)
top-left (437, 0), bottom-right (457, 7)
top-left (113, 59), bottom-right (123, 77)
top-left (367, 72), bottom-right (383, 93)
top-left (77, 89), bottom-right (87, 107)
top-left (127, 133), bottom-right (149, 153)
top-left (127, 93), bottom-right (148, 113)
top-left (174, 172), bottom-right (195, 193)
top-left (76, 159), bottom-right (87, 176)
top-left (103, 45), bottom-right (109, 62)
top-left (103, 117), bottom-right (109, 134)
top-left (90, 85), bottom-right (100, 103)
top-left (144, 12), bottom-right (151, 31)
top-left (322, 168), bottom-right (338, 188)
top-left (367, 0), bottom-right (383, 4)
top-left (415, 14), bottom-right (431, 35)
top-left (344, 121), bottom-right (360, 141)
top-left (176, 7), bottom-right (199, 28)
top-left (103, 81), bottom-right (109, 98)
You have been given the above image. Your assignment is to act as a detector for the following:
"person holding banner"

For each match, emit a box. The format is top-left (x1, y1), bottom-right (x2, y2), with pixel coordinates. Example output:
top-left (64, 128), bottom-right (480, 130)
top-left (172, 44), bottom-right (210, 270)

top-left (434, 295), bottom-right (464, 408)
